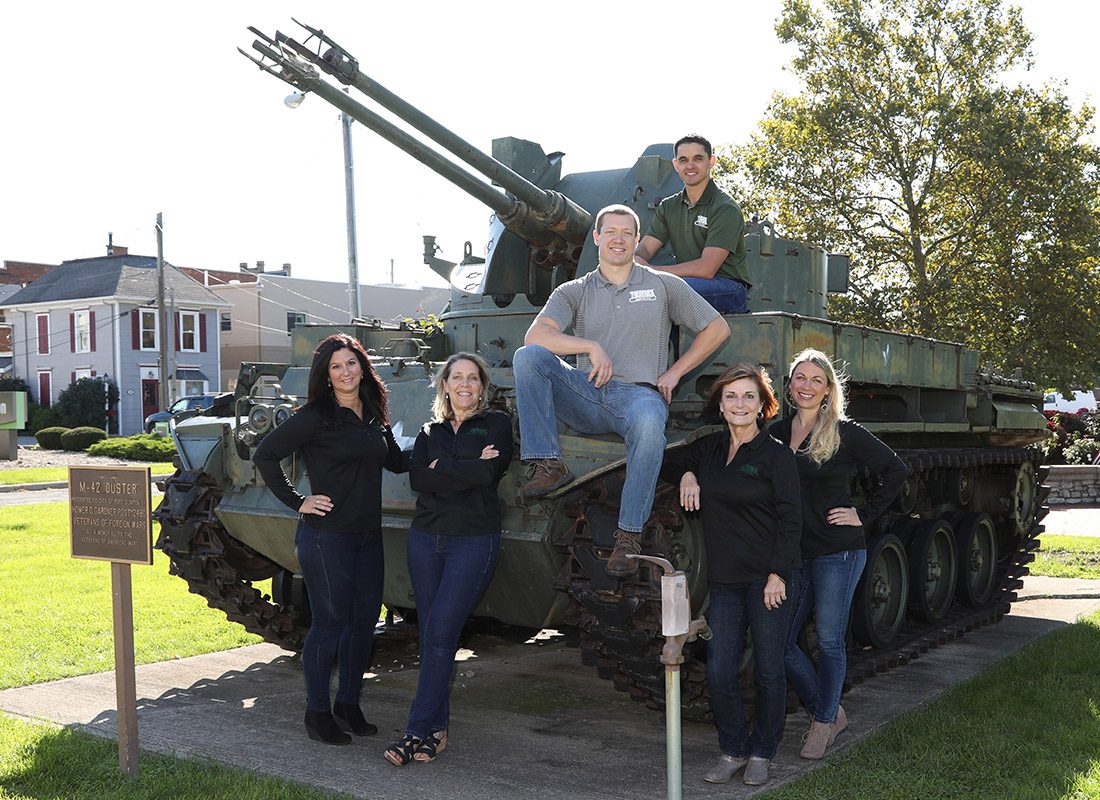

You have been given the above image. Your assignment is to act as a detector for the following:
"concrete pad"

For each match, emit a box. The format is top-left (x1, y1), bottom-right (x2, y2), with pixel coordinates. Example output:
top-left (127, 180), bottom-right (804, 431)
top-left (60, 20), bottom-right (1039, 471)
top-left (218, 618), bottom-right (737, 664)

top-left (1042, 505), bottom-right (1100, 537)
top-left (3, 576), bottom-right (1100, 800)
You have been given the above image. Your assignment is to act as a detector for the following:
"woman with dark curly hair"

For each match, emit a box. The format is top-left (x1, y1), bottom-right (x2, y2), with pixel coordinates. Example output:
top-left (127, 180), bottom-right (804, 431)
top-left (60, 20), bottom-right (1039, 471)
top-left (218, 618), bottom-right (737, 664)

top-left (662, 363), bottom-right (801, 787)
top-left (254, 333), bottom-right (406, 746)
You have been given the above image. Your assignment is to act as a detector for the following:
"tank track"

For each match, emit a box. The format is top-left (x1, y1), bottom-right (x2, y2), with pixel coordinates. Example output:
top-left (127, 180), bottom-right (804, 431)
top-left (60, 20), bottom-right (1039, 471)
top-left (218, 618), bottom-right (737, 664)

top-left (555, 446), bottom-right (1047, 715)
top-left (153, 470), bottom-right (310, 651)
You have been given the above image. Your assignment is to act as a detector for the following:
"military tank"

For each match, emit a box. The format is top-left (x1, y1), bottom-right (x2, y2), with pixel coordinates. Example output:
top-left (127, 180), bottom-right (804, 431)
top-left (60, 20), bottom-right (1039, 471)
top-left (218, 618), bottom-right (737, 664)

top-left (153, 21), bottom-right (1049, 715)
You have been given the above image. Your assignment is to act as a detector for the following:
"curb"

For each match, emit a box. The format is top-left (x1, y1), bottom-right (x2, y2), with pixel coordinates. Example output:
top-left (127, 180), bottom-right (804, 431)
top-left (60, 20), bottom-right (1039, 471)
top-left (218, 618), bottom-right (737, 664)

top-left (0, 474), bottom-right (173, 493)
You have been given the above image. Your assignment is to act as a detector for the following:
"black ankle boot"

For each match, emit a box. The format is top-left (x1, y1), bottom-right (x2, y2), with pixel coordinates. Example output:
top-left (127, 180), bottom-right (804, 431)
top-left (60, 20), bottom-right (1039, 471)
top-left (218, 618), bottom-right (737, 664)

top-left (304, 709), bottom-right (351, 745)
top-left (332, 701), bottom-right (378, 736)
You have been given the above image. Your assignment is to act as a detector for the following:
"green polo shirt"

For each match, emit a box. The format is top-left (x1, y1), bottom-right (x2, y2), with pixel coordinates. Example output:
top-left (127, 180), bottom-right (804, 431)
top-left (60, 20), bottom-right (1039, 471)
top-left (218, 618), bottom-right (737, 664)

top-left (646, 179), bottom-right (749, 286)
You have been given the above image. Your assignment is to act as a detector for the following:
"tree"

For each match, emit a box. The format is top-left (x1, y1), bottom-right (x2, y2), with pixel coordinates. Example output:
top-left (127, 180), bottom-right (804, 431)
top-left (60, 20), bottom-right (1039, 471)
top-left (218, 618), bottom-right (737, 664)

top-left (56, 377), bottom-right (120, 430)
top-left (728, 0), bottom-right (1100, 391)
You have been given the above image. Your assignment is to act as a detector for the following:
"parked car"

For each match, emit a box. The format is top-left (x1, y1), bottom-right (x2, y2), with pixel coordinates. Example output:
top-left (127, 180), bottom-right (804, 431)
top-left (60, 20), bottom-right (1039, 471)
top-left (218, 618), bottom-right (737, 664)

top-left (1043, 389), bottom-right (1099, 414)
top-left (145, 394), bottom-right (219, 433)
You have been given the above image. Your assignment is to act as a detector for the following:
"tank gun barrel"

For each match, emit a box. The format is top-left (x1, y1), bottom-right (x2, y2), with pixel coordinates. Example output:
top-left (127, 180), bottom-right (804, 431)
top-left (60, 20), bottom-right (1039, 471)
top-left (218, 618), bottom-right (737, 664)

top-left (242, 23), bottom-right (594, 248)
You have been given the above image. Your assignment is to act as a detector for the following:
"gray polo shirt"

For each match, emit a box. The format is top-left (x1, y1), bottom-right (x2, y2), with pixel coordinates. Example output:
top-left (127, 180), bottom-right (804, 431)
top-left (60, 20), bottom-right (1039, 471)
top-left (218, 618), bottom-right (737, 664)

top-left (537, 263), bottom-right (719, 385)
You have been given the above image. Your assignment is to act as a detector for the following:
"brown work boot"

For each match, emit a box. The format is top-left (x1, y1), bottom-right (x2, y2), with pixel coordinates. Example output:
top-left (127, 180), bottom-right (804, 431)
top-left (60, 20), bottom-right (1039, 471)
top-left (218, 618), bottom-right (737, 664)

top-left (521, 458), bottom-right (574, 498)
top-left (606, 528), bottom-right (642, 576)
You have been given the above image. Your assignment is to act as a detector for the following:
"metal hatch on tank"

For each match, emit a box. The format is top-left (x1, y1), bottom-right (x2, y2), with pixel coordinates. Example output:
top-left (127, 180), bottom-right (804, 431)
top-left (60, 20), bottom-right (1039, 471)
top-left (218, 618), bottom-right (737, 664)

top-left (152, 20), bottom-right (1049, 716)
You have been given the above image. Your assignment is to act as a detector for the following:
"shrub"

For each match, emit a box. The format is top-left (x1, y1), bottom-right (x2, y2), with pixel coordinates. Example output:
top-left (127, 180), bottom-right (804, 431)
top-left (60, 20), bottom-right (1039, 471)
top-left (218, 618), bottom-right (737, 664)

top-left (35, 426), bottom-right (72, 450)
top-left (60, 426), bottom-right (108, 451)
top-left (0, 376), bottom-right (29, 392)
top-left (23, 402), bottom-right (61, 434)
top-left (1064, 437), bottom-right (1100, 466)
top-left (87, 433), bottom-right (177, 462)
top-left (1054, 411), bottom-right (1090, 436)
top-left (55, 377), bottom-right (120, 429)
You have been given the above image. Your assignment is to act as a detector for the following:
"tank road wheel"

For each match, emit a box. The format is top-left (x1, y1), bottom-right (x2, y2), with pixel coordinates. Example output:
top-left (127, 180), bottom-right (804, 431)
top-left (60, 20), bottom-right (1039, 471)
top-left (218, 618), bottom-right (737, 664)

top-left (954, 513), bottom-right (998, 607)
top-left (1012, 461), bottom-right (1039, 537)
top-left (853, 533), bottom-right (909, 649)
top-left (907, 519), bottom-right (958, 623)
top-left (892, 473), bottom-right (919, 515)
top-left (946, 467), bottom-right (975, 506)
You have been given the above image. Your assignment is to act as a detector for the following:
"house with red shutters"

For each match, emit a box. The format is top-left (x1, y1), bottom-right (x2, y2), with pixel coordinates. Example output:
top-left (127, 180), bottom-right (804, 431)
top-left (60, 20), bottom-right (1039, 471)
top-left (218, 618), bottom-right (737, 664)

top-left (0, 250), bottom-right (228, 435)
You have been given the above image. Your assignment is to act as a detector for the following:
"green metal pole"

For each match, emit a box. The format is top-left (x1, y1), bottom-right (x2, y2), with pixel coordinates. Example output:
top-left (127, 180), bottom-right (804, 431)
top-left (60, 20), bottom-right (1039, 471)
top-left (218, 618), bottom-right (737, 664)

top-left (666, 665), bottom-right (682, 800)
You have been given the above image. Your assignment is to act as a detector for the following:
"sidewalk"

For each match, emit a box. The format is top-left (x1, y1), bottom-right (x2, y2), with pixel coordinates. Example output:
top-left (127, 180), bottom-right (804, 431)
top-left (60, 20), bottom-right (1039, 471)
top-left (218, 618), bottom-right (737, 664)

top-left (2, 575), bottom-right (1098, 800)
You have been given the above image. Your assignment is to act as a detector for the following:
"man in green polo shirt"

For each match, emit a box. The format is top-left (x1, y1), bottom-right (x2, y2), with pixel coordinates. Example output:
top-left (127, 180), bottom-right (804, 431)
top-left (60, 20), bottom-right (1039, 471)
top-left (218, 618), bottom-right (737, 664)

top-left (635, 134), bottom-right (750, 314)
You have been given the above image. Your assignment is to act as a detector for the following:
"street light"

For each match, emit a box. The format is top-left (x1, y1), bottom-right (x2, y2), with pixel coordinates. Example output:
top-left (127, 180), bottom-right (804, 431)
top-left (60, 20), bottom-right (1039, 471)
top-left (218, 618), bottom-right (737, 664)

top-left (284, 90), bottom-right (362, 321)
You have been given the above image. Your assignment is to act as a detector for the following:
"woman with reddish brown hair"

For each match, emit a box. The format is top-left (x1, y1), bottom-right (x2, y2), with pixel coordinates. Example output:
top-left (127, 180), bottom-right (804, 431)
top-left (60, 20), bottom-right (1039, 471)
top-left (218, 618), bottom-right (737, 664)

top-left (662, 363), bottom-right (801, 787)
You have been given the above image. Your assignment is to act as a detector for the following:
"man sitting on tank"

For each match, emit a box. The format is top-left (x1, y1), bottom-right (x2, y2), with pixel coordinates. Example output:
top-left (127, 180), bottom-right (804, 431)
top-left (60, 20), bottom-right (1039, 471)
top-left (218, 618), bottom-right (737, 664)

top-left (513, 203), bottom-right (731, 577)
top-left (634, 134), bottom-right (751, 315)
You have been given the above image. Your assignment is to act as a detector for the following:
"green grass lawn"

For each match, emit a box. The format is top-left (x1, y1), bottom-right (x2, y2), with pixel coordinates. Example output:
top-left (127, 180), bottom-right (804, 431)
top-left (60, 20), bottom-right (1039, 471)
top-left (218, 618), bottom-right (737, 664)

top-left (0, 463), bottom-right (175, 486)
top-left (763, 610), bottom-right (1100, 799)
top-left (1033, 534), bottom-right (1100, 580)
top-left (0, 715), bottom-right (351, 800)
top-left (0, 502), bottom-right (266, 690)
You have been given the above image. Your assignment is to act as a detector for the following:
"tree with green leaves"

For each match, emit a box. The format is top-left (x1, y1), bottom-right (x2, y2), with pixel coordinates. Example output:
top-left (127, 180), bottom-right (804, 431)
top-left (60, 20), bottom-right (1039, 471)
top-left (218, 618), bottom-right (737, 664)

top-left (728, 0), bottom-right (1100, 391)
top-left (56, 377), bottom-right (120, 431)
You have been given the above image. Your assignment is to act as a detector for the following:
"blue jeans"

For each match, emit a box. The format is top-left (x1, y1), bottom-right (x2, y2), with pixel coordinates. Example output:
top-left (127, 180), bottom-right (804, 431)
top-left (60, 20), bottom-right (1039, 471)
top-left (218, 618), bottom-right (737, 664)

top-left (707, 575), bottom-right (797, 760)
top-left (682, 276), bottom-right (749, 314)
top-left (405, 526), bottom-right (501, 738)
top-left (784, 549), bottom-right (867, 724)
top-left (295, 520), bottom-right (384, 712)
top-left (513, 344), bottom-right (669, 532)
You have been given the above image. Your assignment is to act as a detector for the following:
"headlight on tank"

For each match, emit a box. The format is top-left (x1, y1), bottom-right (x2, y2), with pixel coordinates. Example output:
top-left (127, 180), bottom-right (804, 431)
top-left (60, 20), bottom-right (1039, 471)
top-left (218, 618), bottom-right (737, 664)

top-left (248, 404), bottom-right (273, 434)
top-left (273, 404), bottom-right (294, 427)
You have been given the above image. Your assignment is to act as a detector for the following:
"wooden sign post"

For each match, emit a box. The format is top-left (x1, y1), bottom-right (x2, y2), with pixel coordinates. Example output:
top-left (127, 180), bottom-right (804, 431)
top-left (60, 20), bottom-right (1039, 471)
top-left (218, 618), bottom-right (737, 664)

top-left (69, 465), bottom-right (153, 777)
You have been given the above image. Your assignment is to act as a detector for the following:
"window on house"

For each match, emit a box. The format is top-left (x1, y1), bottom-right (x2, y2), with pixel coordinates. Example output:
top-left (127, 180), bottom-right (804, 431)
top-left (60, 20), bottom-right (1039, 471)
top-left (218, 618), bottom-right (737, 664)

top-left (74, 368), bottom-right (92, 382)
top-left (220, 312), bottom-right (232, 332)
top-left (287, 312), bottom-right (307, 333)
top-left (179, 311), bottom-right (199, 352)
top-left (37, 313), bottom-right (50, 355)
top-left (74, 310), bottom-right (91, 353)
top-left (175, 379), bottom-right (207, 397)
top-left (140, 309), bottom-right (158, 350)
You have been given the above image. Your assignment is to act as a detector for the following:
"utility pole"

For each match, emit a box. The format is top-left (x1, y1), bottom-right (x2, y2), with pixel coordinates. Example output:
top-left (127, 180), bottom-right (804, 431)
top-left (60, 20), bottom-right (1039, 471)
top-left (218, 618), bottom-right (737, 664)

top-left (156, 213), bottom-right (168, 411)
top-left (168, 288), bottom-right (176, 404)
top-left (342, 89), bottom-right (362, 322)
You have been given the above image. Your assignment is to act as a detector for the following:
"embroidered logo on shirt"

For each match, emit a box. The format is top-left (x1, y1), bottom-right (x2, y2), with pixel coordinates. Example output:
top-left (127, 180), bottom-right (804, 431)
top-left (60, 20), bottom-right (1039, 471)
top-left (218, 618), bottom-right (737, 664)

top-left (694, 215), bottom-right (709, 229)
top-left (628, 289), bottom-right (657, 303)
top-left (738, 464), bottom-right (763, 479)
top-left (467, 427), bottom-right (488, 437)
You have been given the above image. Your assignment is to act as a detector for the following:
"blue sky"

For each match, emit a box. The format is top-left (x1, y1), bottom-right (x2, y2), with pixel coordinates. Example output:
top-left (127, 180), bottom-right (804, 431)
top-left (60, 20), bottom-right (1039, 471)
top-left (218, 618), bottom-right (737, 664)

top-left (1, 1), bottom-right (1095, 292)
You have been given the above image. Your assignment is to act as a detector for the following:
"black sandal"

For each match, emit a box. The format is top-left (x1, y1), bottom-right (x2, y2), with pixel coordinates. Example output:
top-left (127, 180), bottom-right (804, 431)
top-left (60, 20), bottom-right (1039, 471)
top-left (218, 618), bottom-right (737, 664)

top-left (384, 734), bottom-right (422, 767)
top-left (413, 731), bottom-right (448, 763)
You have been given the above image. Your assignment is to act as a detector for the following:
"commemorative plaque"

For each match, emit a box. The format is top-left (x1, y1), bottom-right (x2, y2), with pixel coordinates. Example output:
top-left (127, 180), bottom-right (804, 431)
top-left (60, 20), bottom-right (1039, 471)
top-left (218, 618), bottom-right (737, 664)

top-left (69, 466), bottom-right (152, 565)
top-left (68, 464), bottom-right (153, 776)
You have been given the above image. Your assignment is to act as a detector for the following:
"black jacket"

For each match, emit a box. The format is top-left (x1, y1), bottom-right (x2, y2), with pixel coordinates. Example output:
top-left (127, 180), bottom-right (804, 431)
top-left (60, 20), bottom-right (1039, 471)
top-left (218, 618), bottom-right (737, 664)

top-left (662, 426), bottom-right (801, 584)
top-left (253, 402), bottom-right (406, 534)
top-left (769, 417), bottom-right (908, 558)
top-left (410, 409), bottom-right (514, 536)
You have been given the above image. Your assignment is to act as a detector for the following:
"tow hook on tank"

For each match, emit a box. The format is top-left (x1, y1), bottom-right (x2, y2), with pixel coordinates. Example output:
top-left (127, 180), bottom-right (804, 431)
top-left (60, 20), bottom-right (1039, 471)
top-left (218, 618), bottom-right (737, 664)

top-left (626, 554), bottom-right (710, 800)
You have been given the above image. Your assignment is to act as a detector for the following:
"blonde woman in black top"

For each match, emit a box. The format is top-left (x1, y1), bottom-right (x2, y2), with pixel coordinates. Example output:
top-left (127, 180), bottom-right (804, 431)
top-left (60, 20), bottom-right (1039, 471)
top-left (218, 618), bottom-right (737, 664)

top-left (254, 334), bottom-right (406, 746)
top-left (385, 352), bottom-right (513, 767)
top-left (772, 349), bottom-right (907, 760)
